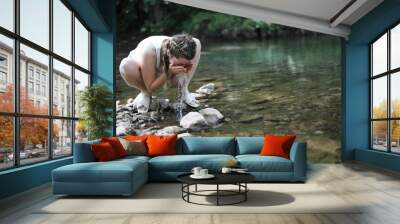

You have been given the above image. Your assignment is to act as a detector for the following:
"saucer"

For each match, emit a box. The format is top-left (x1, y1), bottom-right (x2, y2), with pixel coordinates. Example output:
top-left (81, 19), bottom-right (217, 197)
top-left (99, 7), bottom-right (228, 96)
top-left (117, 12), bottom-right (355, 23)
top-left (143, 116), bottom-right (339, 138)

top-left (190, 174), bottom-right (215, 179)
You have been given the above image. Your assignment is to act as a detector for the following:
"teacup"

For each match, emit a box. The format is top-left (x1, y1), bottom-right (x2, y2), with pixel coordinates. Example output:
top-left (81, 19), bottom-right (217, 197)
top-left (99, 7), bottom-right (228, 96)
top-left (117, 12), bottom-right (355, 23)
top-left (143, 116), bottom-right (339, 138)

top-left (191, 167), bottom-right (202, 176)
top-left (221, 167), bottom-right (232, 174)
top-left (200, 169), bottom-right (208, 176)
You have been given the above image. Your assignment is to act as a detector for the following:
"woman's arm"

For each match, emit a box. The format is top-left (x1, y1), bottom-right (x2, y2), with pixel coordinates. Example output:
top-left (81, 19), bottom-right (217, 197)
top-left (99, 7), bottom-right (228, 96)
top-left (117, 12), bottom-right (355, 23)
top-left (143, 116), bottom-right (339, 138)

top-left (141, 50), bottom-right (186, 94)
top-left (187, 38), bottom-right (201, 77)
top-left (141, 50), bottom-right (172, 94)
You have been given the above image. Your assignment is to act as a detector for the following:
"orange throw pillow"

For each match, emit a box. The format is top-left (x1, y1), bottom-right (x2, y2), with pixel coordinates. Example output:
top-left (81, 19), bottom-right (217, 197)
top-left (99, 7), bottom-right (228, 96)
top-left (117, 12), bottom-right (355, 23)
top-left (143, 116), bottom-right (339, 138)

top-left (260, 135), bottom-right (296, 159)
top-left (124, 135), bottom-right (148, 141)
top-left (101, 137), bottom-right (127, 158)
top-left (146, 135), bottom-right (177, 157)
top-left (91, 142), bottom-right (117, 161)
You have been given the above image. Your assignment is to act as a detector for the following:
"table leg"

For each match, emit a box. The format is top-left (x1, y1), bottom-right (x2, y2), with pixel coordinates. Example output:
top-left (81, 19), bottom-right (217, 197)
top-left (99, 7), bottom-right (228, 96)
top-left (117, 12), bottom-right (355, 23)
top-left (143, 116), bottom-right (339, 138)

top-left (195, 184), bottom-right (198, 192)
top-left (217, 184), bottom-right (219, 206)
top-left (245, 183), bottom-right (247, 201)
top-left (187, 184), bottom-right (190, 202)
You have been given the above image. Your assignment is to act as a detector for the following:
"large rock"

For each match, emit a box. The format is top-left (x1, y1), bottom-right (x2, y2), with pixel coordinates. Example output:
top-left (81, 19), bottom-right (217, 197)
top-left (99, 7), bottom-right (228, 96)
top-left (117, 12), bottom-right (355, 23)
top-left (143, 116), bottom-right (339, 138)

top-left (179, 112), bottom-right (209, 131)
top-left (155, 126), bottom-right (186, 136)
top-left (116, 122), bottom-right (136, 136)
top-left (199, 108), bottom-right (224, 126)
top-left (178, 132), bottom-right (192, 138)
top-left (196, 83), bottom-right (215, 95)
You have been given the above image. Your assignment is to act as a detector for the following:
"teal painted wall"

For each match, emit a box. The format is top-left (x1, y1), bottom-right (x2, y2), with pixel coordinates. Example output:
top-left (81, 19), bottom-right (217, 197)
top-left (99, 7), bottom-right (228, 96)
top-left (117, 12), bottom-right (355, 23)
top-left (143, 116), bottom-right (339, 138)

top-left (0, 0), bottom-right (116, 200)
top-left (91, 0), bottom-right (116, 135)
top-left (0, 158), bottom-right (72, 199)
top-left (344, 0), bottom-right (400, 171)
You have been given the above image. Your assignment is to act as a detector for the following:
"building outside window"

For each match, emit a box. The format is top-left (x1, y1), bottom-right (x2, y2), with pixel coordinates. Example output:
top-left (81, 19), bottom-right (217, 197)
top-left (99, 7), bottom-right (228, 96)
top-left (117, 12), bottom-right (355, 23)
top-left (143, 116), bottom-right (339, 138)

top-left (28, 81), bottom-right (34, 94)
top-left (41, 85), bottom-right (46, 97)
top-left (0, 0), bottom-right (91, 170)
top-left (28, 66), bottom-right (34, 80)
top-left (0, 54), bottom-right (7, 90)
top-left (370, 23), bottom-right (400, 153)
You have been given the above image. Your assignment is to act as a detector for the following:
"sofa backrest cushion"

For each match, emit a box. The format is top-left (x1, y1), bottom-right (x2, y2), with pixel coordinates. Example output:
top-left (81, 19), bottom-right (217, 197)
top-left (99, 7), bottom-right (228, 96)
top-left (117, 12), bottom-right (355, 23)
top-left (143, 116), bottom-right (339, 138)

top-left (73, 139), bottom-right (100, 163)
top-left (235, 137), bottom-right (263, 155)
top-left (177, 137), bottom-right (235, 155)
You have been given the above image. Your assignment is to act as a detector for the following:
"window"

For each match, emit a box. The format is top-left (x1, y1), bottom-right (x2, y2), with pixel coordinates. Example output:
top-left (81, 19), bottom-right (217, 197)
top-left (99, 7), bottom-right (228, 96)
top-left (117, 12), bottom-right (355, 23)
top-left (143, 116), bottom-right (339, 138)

top-left (0, 72), bottom-right (7, 85)
top-left (74, 18), bottom-right (90, 70)
top-left (0, 54), bottom-right (8, 90)
top-left (53, 0), bottom-right (72, 60)
top-left (28, 81), bottom-right (34, 94)
top-left (53, 59), bottom-right (72, 117)
top-left (0, 0), bottom-right (91, 170)
top-left (35, 70), bottom-right (41, 81)
top-left (0, 0), bottom-right (14, 32)
top-left (20, 0), bottom-right (49, 49)
top-left (0, 34), bottom-right (13, 113)
top-left (35, 84), bottom-right (40, 95)
top-left (370, 23), bottom-right (400, 153)
top-left (28, 67), bottom-right (34, 80)
top-left (42, 85), bottom-right (46, 97)
top-left (0, 116), bottom-right (13, 170)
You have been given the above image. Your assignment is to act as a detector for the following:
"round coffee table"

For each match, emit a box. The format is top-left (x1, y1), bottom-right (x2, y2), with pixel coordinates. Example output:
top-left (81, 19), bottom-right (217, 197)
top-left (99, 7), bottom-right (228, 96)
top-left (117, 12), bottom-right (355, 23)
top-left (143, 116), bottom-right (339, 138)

top-left (177, 173), bottom-right (255, 206)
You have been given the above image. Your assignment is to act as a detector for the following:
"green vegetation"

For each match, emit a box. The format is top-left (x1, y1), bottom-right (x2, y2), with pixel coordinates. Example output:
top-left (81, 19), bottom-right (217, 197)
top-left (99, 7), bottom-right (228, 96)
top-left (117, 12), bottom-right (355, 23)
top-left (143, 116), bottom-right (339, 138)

top-left (79, 84), bottom-right (114, 140)
top-left (116, 0), bottom-right (316, 41)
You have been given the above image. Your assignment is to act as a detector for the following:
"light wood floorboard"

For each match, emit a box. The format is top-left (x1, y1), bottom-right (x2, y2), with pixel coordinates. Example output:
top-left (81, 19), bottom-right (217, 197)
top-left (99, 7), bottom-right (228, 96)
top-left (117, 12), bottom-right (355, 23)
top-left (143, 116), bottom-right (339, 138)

top-left (1, 162), bottom-right (400, 224)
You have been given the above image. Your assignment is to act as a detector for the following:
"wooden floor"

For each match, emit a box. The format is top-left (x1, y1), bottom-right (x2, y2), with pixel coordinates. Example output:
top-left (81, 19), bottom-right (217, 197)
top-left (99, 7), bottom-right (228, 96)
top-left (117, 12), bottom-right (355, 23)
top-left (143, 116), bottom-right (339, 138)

top-left (1, 162), bottom-right (400, 224)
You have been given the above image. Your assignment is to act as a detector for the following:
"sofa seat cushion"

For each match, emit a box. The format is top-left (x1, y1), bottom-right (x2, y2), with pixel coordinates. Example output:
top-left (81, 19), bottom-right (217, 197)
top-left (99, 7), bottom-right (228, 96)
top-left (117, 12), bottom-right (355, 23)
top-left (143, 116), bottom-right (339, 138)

top-left (236, 155), bottom-right (293, 172)
top-left (53, 159), bottom-right (147, 183)
top-left (149, 154), bottom-right (235, 172)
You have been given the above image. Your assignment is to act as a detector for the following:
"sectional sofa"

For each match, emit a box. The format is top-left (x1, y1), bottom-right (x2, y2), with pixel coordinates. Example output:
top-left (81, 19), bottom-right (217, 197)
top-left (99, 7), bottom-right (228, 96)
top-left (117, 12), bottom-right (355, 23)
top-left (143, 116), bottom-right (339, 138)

top-left (52, 136), bottom-right (307, 196)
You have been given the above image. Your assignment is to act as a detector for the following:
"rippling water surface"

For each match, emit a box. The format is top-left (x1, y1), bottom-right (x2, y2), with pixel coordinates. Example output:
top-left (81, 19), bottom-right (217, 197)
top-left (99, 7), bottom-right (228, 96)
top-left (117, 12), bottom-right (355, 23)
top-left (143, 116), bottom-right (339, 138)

top-left (117, 36), bottom-right (341, 162)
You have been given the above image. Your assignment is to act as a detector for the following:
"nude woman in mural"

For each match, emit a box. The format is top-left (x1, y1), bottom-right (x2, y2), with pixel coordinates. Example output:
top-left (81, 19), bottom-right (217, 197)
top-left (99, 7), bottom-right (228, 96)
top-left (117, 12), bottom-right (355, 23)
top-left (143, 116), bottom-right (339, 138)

top-left (119, 34), bottom-right (201, 113)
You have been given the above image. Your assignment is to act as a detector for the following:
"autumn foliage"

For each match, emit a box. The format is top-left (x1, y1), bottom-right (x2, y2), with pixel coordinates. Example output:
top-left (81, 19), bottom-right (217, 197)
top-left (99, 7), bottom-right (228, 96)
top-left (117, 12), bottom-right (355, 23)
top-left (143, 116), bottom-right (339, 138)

top-left (372, 99), bottom-right (400, 142)
top-left (0, 85), bottom-right (59, 150)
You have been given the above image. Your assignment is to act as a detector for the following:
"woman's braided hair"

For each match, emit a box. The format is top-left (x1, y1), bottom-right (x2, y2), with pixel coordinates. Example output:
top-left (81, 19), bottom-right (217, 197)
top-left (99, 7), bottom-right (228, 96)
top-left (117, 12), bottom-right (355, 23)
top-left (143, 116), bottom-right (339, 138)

top-left (160, 34), bottom-right (197, 77)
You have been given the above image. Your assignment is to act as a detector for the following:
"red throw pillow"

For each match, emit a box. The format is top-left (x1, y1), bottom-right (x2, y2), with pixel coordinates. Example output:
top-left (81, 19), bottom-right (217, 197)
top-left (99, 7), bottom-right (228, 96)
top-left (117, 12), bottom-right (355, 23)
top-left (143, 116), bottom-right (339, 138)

top-left (146, 135), bottom-right (177, 157)
top-left (101, 137), bottom-right (127, 158)
top-left (91, 142), bottom-right (117, 161)
top-left (260, 134), bottom-right (296, 159)
top-left (124, 135), bottom-right (148, 141)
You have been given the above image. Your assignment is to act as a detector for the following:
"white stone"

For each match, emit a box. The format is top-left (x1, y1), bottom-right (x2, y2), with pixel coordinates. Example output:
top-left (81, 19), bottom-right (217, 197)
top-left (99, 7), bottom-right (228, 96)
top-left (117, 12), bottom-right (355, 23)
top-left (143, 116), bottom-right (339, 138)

top-left (196, 83), bottom-right (215, 95)
top-left (116, 124), bottom-right (128, 136)
top-left (199, 108), bottom-right (224, 126)
top-left (179, 112), bottom-right (208, 131)
top-left (156, 126), bottom-right (186, 136)
top-left (127, 98), bottom-right (134, 104)
top-left (178, 132), bottom-right (192, 138)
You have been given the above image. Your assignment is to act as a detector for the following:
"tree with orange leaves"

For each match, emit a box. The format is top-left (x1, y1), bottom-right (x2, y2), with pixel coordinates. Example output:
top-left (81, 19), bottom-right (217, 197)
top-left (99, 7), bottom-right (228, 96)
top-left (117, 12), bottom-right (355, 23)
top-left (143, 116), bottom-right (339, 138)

top-left (0, 84), bottom-right (59, 151)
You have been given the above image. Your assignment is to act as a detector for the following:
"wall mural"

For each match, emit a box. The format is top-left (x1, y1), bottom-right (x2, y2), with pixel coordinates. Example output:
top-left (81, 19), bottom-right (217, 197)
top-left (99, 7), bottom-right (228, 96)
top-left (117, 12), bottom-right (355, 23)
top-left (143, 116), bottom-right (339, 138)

top-left (116, 1), bottom-right (341, 163)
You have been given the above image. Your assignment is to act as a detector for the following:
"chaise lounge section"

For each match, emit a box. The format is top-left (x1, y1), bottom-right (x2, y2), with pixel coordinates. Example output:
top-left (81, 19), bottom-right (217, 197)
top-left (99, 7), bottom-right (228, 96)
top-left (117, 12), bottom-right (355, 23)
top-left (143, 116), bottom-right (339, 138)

top-left (52, 136), bottom-right (307, 196)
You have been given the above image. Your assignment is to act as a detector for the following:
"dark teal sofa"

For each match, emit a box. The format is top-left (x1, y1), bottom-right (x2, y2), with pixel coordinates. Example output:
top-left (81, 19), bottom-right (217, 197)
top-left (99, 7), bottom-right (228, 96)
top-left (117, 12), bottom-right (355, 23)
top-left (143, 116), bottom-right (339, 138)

top-left (52, 137), bottom-right (307, 196)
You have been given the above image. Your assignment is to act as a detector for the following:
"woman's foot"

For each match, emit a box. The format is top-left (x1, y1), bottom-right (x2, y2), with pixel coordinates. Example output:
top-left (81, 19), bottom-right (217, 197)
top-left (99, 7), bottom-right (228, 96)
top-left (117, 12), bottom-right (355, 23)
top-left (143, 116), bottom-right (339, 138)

top-left (133, 92), bottom-right (151, 113)
top-left (184, 91), bottom-right (200, 108)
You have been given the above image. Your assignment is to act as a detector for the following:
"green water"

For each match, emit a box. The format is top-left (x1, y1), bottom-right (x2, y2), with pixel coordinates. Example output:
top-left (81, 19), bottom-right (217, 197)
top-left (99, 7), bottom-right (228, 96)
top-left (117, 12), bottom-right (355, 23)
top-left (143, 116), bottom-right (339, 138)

top-left (117, 36), bottom-right (342, 163)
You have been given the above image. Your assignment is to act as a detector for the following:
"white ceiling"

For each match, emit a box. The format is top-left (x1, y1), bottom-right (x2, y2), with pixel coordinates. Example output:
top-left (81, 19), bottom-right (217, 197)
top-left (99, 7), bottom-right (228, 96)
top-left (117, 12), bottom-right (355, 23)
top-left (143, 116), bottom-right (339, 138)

top-left (167, 0), bottom-right (384, 38)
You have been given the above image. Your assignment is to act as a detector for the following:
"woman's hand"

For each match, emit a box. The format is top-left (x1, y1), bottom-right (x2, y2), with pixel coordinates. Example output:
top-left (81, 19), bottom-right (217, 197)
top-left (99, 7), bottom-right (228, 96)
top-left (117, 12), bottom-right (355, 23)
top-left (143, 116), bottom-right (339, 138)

top-left (169, 64), bottom-right (188, 76)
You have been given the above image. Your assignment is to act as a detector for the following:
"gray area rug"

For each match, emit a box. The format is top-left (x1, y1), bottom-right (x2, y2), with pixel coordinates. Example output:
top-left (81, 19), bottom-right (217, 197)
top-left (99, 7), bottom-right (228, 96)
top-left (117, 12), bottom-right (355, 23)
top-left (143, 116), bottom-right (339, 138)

top-left (38, 183), bottom-right (362, 214)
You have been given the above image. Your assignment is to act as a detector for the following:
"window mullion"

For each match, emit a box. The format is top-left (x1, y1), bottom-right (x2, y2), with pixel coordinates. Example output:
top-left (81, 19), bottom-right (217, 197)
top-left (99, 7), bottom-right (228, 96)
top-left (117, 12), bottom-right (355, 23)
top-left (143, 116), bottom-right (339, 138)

top-left (388, 30), bottom-right (391, 152)
top-left (13, 0), bottom-right (21, 167)
top-left (71, 10), bottom-right (76, 154)
top-left (48, 0), bottom-right (54, 160)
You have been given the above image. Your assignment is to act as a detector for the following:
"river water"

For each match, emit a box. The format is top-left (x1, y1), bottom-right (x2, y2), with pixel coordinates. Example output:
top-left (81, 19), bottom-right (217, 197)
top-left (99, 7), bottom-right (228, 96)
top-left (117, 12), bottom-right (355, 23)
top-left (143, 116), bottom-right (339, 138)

top-left (117, 36), bottom-right (342, 163)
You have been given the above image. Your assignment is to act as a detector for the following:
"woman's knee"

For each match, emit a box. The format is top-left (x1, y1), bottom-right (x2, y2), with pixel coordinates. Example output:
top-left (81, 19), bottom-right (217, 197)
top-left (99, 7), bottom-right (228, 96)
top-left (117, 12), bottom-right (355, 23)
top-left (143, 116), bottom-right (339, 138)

top-left (119, 58), bottom-right (139, 77)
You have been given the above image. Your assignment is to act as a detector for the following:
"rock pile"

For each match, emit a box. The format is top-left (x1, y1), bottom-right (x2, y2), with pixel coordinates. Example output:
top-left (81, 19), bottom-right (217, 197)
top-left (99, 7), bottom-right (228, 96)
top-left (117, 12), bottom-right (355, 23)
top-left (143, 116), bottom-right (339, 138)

top-left (116, 83), bottom-right (224, 136)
